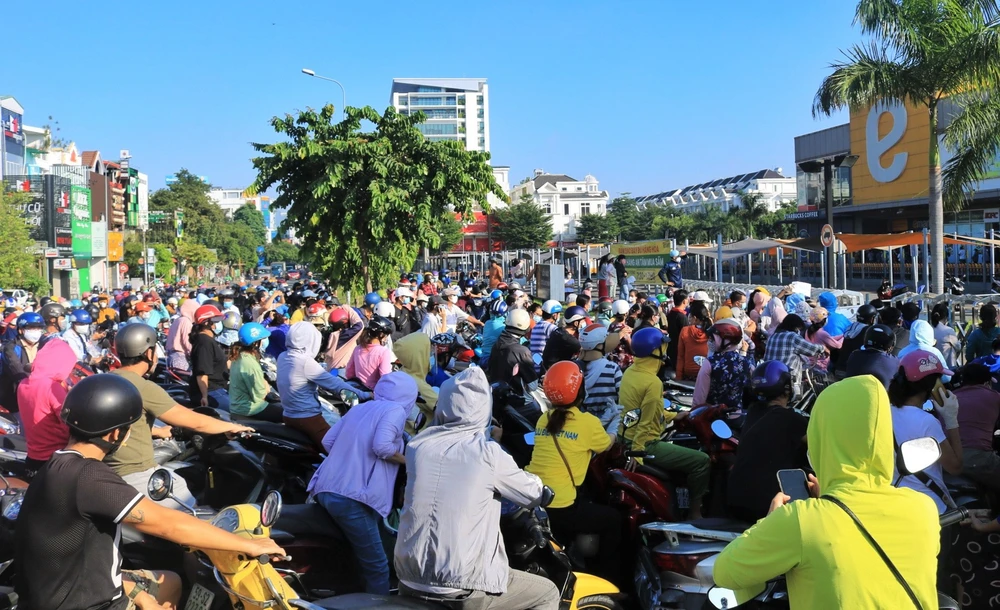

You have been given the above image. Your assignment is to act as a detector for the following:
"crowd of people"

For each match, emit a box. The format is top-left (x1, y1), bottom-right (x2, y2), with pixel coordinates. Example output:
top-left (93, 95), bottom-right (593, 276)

top-left (7, 258), bottom-right (1000, 610)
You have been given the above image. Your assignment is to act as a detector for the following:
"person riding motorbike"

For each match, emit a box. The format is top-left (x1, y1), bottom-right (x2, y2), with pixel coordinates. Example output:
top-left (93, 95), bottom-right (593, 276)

top-left (95, 293), bottom-right (118, 326)
top-left (18, 339), bottom-right (79, 476)
top-left (392, 287), bottom-right (422, 340)
top-left (187, 304), bottom-right (231, 411)
top-left (62, 308), bottom-right (103, 365)
top-left (479, 299), bottom-right (508, 370)
top-left (713, 374), bottom-right (940, 609)
top-left (393, 332), bottom-right (437, 432)
top-left (324, 305), bottom-right (365, 372)
top-left (526, 361), bottom-right (621, 584)
top-left (346, 316), bottom-right (395, 391)
top-left (441, 287), bottom-right (484, 332)
top-left (229, 322), bottom-right (283, 423)
top-left (725, 360), bottom-right (809, 523)
top-left (395, 367), bottom-right (560, 610)
top-left (0, 312), bottom-right (45, 412)
top-left (762, 314), bottom-right (827, 397)
top-left (621, 327), bottom-right (711, 520)
top-left (310, 371), bottom-right (415, 595)
top-left (110, 323), bottom-right (252, 507)
top-left (845, 323), bottom-right (900, 389)
top-left (278, 322), bottom-right (373, 447)
top-left (40, 302), bottom-right (68, 337)
top-left (165, 298), bottom-right (198, 373)
top-left (692, 320), bottom-right (753, 410)
top-left (530, 300), bottom-right (562, 357)
top-left (141, 293), bottom-right (170, 329)
top-left (833, 303), bottom-right (878, 379)
top-left (578, 324), bottom-right (623, 432)
top-left (488, 309), bottom-right (538, 393)
top-left (15, 374), bottom-right (284, 610)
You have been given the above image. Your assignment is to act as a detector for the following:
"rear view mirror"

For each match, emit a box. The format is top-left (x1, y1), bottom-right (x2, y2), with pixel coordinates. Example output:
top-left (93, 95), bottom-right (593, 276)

top-left (532, 353), bottom-right (543, 366)
top-left (260, 490), bottom-right (283, 528)
top-left (900, 436), bottom-right (942, 475)
top-left (711, 420), bottom-right (733, 440)
top-left (523, 432), bottom-right (535, 446)
top-left (539, 486), bottom-right (555, 508)
top-left (622, 409), bottom-right (641, 429)
top-left (147, 468), bottom-right (173, 502)
top-left (708, 587), bottom-right (742, 609)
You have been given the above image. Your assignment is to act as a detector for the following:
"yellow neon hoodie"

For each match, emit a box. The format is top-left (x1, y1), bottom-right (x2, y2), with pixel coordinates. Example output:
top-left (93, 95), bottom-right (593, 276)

top-left (392, 332), bottom-right (437, 433)
top-left (620, 355), bottom-right (677, 451)
top-left (713, 375), bottom-right (939, 609)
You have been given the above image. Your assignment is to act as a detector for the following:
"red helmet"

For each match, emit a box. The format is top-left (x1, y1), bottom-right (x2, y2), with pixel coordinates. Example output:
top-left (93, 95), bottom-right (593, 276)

top-left (306, 302), bottom-right (327, 317)
top-left (543, 361), bottom-right (585, 407)
top-left (143, 293), bottom-right (159, 303)
top-left (134, 302), bottom-right (153, 313)
top-left (194, 304), bottom-right (223, 324)
top-left (329, 307), bottom-right (350, 326)
top-left (708, 321), bottom-right (743, 345)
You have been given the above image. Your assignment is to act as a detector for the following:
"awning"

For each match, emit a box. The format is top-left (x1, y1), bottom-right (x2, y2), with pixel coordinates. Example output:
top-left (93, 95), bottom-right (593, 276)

top-left (686, 238), bottom-right (812, 261)
top-left (783, 232), bottom-right (978, 253)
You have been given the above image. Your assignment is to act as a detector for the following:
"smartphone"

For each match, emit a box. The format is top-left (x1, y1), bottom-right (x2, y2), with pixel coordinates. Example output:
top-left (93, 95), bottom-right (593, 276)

top-left (776, 469), bottom-right (810, 502)
top-left (931, 379), bottom-right (947, 407)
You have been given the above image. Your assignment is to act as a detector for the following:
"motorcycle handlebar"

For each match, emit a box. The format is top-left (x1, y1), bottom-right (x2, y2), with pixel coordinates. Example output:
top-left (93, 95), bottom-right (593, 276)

top-left (940, 507), bottom-right (969, 528)
top-left (529, 524), bottom-right (547, 550)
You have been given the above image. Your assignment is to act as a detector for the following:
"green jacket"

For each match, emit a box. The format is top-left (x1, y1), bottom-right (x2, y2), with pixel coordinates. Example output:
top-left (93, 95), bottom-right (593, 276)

top-left (620, 356), bottom-right (677, 450)
top-left (229, 353), bottom-right (269, 416)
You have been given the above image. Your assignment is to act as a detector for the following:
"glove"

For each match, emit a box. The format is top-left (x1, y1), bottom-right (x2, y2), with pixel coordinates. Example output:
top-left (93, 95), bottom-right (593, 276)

top-left (936, 389), bottom-right (960, 430)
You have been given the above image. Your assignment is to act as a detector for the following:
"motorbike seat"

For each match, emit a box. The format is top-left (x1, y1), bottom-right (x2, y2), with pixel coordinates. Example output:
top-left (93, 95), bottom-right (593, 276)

top-left (687, 517), bottom-right (751, 534)
top-left (275, 503), bottom-right (346, 541)
top-left (311, 592), bottom-right (445, 609)
top-left (944, 473), bottom-right (980, 494)
top-left (635, 463), bottom-right (673, 482)
top-left (0, 434), bottom-right (27, 452)
top-left (0, 586), bottom-right (15, 610)
top-left (238, 420), bottom-right (313, 446)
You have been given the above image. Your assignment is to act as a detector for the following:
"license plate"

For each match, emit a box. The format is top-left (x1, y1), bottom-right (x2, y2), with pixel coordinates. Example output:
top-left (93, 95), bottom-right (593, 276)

top-left (184, 583), bottom-right (215, 610)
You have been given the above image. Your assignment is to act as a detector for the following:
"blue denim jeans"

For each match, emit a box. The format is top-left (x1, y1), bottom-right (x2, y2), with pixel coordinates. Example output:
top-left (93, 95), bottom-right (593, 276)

top-left (208, 388), bottom-right (231, 412)
top-left (315, 492), bottom-right (389, 595)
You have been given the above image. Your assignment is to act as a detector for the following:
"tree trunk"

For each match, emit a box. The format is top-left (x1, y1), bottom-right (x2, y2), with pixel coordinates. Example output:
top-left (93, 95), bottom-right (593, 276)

top-left (928, 103), bottom-right (944, 294)
top-left (361, 247), bottom-right (372, 293)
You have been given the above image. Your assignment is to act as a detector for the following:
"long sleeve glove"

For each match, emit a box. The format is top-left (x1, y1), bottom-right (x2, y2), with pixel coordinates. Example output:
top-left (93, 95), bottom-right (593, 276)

top-left (936, 389), bottom-right (960, 430)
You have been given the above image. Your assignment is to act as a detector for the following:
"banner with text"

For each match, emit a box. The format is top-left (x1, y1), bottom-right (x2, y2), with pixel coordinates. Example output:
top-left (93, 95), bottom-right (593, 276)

top-left (609, 240), bottom-right (671, 284)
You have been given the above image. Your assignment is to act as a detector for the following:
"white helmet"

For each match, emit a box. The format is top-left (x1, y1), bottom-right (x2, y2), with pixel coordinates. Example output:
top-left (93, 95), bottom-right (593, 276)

top-left (506, 309), bottom-right (531, 331)
top-left (396, 286), bottom-right (413, 298)
top-left (374, 301), bottom-right (395, 318)
top-left (579, 324), bottom-right (609, 351)
top-left (565, 293), bottom-right (578, 307)
top-left (542, 300), bottom-right (563, 315)
top-left (612, 299), bottom-right (630, 315)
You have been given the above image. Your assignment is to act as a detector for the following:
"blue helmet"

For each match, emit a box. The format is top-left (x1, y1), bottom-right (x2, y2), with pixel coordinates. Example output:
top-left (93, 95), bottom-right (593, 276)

top-left (750, 360), bottom-right (792, 401)
top-left (489, 289), bottom-right (503, 301)
top-left (17, 312), bottom-right (44, 330)
top-left (239, 322), bottom-right (271, 347)
top-left (364, 292), bottom-right (382, 306)
top-left (70, 310), bottom-right (93, 325)
top-left (490, 300), bottom-right (508, 317)
top-left (70, 299), bottom-right (83, 308)
top-left (669, 249), bottom-right (680, 258)
top-left (631, 327), bottom-right (668, 358)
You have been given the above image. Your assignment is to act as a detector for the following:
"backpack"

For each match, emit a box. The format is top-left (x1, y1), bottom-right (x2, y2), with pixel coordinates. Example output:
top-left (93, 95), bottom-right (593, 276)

top-left (0, 343), bottom-right (23, 378)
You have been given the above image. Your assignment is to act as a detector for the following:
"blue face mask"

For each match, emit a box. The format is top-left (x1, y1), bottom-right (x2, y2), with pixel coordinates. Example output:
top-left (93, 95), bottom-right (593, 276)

top-left (533, 315), bottom-right (542, 323)
top-left (260, 338), bottom-right (270, 352)
top-left (212, 321), bottom-right (224, 335)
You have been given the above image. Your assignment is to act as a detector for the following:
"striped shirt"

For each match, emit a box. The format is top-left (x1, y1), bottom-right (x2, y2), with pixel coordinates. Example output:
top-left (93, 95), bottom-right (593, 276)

top-left (530, 321), bottom-right (557, 355)
top-left (581, 357), bottom-right (623, 418)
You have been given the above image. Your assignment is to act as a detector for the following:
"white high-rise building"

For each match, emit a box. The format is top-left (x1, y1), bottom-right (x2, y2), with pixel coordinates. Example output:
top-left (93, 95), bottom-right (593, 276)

top-left (390, 78), bottom-right (489, 153)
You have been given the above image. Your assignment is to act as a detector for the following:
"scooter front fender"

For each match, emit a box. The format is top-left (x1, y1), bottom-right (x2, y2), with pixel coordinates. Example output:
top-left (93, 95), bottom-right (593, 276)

top-left (570, 572), bottom-right (620, 609)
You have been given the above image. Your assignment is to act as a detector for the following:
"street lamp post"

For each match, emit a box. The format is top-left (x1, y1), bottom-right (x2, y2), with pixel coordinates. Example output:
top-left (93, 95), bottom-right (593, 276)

top-left (301, 69), bottom-right (347, 119)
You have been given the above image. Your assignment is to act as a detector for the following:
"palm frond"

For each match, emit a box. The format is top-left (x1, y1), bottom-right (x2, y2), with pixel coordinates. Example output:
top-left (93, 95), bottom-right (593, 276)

top-left (942, 24), bottom-right (1000, 94)
top-left (855, 0), bottom-right (934, 56)
top-left (942, 94), bottom-right (1000, 207)
top-left (813, 42), bottom-right (924, 116)
top-left (954, 0), bottom-right (1000, 23)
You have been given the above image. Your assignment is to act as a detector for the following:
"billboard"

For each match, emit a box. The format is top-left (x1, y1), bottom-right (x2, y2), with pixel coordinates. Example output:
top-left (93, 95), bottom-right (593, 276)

top-left (609, 240), bottom-right (672, 284)
top-left (91, 222), bottom-right (107, 257)
top-left (51, 177), bottom-right (73, 256)
top-left (71, 186), bottom-right (92, 258)
top-left (1, 107), bottom-right (24, 159)
top-left (107, 231), bottom-right (124, 261)
top-left (3, 176), bottom-right (49, 244)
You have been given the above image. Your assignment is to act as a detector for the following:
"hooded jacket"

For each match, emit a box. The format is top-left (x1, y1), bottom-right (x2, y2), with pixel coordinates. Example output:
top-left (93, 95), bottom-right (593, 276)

top-left (621, 356), bottom-right (679, 451)
top-left (324, 305), bottom-right (364, 370)
top-left (277, 322), bottom-right (371, 419)
top-left (394, 368), bottom-right (544, 594)
top-left (166, 299), bottom-right (199, 357)
top-left (817, 292), bottom-right (850, 337)
top-left (309, 372), bottom-right (415, 517)
top-left (714, 375), bottom-right (939, 609)
top-left (897, 319), bottom-right (948, 364)
top-left (834, 321), bottom-right (869, 376)
top-left (488, 329), bottom-right (537, 389)
top-left (18, 339), bottom-right (77, 461)
top-left (393, 332), bottom-right (437, 430)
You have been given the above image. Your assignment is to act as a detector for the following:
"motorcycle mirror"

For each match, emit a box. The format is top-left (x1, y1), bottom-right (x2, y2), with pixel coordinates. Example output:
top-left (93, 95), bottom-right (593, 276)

top-left (523, 432), bottom-right (535, 446)
top-left (899, 436), bottom-right (942, 475)
top-left (539, 486), bottom-right (555, 508)
top-left (147, 468), bottom-right (173, 502)
top-left (532, 353), bottom-right (543, 366)
top-left (711, 420), bottom-right (733, 440)
top-left (694, 355), bottom-right (706, 367)
top-left (707, 587), bottom-right (743, 609)
top-left (622, 408), bottom-right (641, 429)
top-left (260, 490), bottom-right (283, 528)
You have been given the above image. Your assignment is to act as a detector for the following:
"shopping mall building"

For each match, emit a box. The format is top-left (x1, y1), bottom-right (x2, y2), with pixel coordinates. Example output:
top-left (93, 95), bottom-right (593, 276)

top-left (792, 98), bottom-right (1000, 267)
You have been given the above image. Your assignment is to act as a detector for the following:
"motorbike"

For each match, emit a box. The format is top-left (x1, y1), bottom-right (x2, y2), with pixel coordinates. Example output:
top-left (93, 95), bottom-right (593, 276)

top-left (945, 272), bottom-right (965, 296)
top-left (878, 279), bottom-right (911, 301)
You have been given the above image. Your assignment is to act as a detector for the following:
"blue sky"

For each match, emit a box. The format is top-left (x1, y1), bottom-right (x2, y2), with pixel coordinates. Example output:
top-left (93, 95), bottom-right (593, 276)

top-left (5, 0), bottom-right (860, 197)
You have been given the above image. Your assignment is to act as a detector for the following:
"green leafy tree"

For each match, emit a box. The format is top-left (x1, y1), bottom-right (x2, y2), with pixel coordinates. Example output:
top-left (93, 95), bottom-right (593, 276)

top-left (607, 193), bottom-right (644, 241)
top-left (175, 241), bottom-right (217, 278)
top-left (430, 212), bottom-right (465, 255)
top-left (264, 240), bottom-right (301, 265)
top-left (152, 244), bottom-right (174, 279)
top-left (576, 213), bottom-right (618, 244)
top-left (493, 193), bottom-right (553, 250)
top-left (233, 203), bottom-right (268, 245)
top-left (150, 169), bottom-right (227, 247)
top-left (217, 224), bottom-right (259, 270)
top-left (249, 105), bottom-right (505, 292)
top-left (813, 0), bottom-right (1000, 293)
top-left (735, 190), bottom-right (769, 238)
top-left (0, 191), bottom-right (49, 293)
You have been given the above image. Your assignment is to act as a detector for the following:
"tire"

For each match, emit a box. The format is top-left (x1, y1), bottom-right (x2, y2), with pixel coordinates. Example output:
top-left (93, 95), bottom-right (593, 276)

top-left (576, 594), bottom-right (623, 610)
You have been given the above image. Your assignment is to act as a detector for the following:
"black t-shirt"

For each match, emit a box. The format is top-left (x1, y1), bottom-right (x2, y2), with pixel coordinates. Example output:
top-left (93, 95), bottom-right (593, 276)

top-left (189, 332), bottom-right (229, 401)
top-left (541, 328), bottom-right (582, 372)
top-left (15, 450), bottom-right (144, 610)
top-left (726, 405), bottom-right (809, 523)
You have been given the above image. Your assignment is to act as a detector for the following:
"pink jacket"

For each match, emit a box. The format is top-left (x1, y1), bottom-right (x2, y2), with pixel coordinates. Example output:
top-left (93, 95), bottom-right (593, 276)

top-left (167, 299), bottom-right (199, 356)
top-left (18, 339), bottom-right (77, 461)
top-left (807, 328), bottom-right (843, 372)
top-left (345, 343), bottom-right (394, 390)
top-left (325, 306), bottom-right (365, 370)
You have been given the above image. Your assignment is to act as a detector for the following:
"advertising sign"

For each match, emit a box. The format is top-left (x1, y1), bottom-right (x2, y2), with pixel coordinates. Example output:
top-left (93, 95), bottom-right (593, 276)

top-left (53, 258), bottom-right (72, 270)
top-left (107, 231), bottom-right (125, 262)
top-left (3, 176), bottom-right (49, 243)
top-left (1, 108), bottom-right (24, 158)
top-left (91, 222), bottom-right (107, 257)
top-left (70, 186), bottom-right (92, 258)
top-left (609, 240), bottom-right (672, 284)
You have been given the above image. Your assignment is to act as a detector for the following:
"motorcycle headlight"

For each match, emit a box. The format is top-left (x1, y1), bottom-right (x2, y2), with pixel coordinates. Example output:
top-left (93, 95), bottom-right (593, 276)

top-left (2, 496), bottom-right (23, 521)
top-left (211, 508), bottom-right (240, 532)
top-left (0, 418), bottom-right (18, 435)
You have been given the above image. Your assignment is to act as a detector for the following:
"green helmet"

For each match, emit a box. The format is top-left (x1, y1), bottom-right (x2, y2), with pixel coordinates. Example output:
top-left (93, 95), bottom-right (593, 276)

top-left (656, 294), bottom-right (669, 305)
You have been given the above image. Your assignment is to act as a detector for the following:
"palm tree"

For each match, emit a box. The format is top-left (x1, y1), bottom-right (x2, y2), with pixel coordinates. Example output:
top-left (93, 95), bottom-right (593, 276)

top-left (813, 0), bottom-right (1000, 293)
top-left (735, 190), bottom-right (769, 238)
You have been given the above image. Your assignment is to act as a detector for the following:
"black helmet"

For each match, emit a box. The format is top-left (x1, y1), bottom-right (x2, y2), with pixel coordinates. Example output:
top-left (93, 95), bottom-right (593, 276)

top-left (39, 296), bottom-right (53, 307)
top-left (115, 323), bottom-right (158, 358)
top-left (40, 302), bottom-right (67, 322)
top-left (87, 304), bottom-right (101, 319)
top-left (367, 315), bottom-right (393, 336)
top-left (864, 323), bottom-right (896, 353)
top-left (219, 288), bottom-right (236, 299)
top-left (857, 304), bottom-right (878, 324)
top-left (61, 374), bottom-right (143, 439)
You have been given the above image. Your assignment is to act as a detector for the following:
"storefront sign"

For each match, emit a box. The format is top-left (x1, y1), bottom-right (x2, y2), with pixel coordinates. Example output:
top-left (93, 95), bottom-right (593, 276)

top-left (3, 176), bottom-right (49, 243)
top-left (610, 240), bottom-right (672, 284)
top-left (71, 186), bottom-right (92, 258)
top-left (107, 231), bottom-right (124, 262)
top-left (850, 98), bottom-right (931, 206)
top-left (1, 108), bottom-right (24, 158)
top-left (53, 258), bottom-right (72, 270)
top-left (985, 209), bottom-right (1000, 222)
top-left (91, 222), bottom-right (107, 257)
top-left (52, 178), bottom-right (73, 256)
top-left (785, 211), bottom-right (820, 220)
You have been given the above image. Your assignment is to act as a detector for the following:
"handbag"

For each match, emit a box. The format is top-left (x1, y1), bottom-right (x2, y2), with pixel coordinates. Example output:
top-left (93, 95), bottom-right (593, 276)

top-left (821, 494), bottom-right (923, 610)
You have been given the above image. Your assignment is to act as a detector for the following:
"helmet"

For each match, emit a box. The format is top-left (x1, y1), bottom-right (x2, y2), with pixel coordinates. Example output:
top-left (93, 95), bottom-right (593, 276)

top-left (223, 310), bottom-right (243, 330)
top-left (166, 297), bottom-right (178, 306)
top-left (374, 301), bottom-right (395, 318)
top-left (899, 349), bottom-right (954, 382)
top-left (632, 327), bottom-right (668, 358)
top-left (70, 310), bottom-right (92, 325)
top-left (612, 300), bottom-right (630, 316)
top-left (364, 292), bottom-right (382, 306)
top-left (565, 294), bottom-right (578, 307)
top-left (61, 374), bottom-right (144, 440)
top-left (40, 302), bottom-right (66, 321)
top-left (219, 288), bottom-right (235, 299)
top-left (194, 304), bottom-right (224, 324)
top-left (596, 300), bottom-right (613, 315)
top-left (86, 304), bottom-right (100, 319)
top-left (70, 299), bottom-right (83, 308)
top-left (543, 361), bottom-right (586, 407)
top-left (39, 296), bottom-right (52, 307)
top-left (490, 299), bottom-right (508, 317)
top-left (489, 289), bottom-right (503, 301)
top-left (708, 321), bottom-right (743, 345)
top-left (856, 303), bottom-right (878, 324)
top-left (396, 287), bottom-right (413, 299)
top-left (506, 309), bottom-right (530, 331)
top-left (301, 289), bottom-right (318, 299)
top-left (306, 302), bottom-right (327, 318)
top-left (367, 315), bottom-right (393, 336)
top-left (579, 324), bottom-right (609, 351)
top-left (134, 302), bottom-right (153, 313)
top-left (329, 307), bottom-right (350, 326)
top-left (17, 312), bottom-right (44, 329)
top-left (497, 282), bottom-right (508, 291)
top-left (143, 293), bottom-right (159, 303)
top-left (115, 323), bottom-right (158, 358)
top-left (656, 294), bottom-right (669, 305)
top-left (542, 300), bottom-right (563, 315)
top-left (864, 323), bottom-right (897, 353)
top-left (750, 361), bottom-right (793, 401)
top-left (239, 322), bottom-right (271, 347)
top-left (669, 249), bottom-right (680, 258)
top-left (564, 306), bottom-right (588, 324)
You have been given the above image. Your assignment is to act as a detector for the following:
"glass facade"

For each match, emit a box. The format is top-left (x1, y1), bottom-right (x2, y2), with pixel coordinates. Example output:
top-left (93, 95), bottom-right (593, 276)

top-left (796, 166), bottom-right (852, 208)
top-left (417, 86), bottom-right (443, 92)
top-left (417, 123), bottom-right (458, 135)
top-left (417, 108), bottom-right (458, 119)
top-left (410, 96), bottom-right (457, 107)
top-left (945, 210), bottom-right (986, 263)
top-left (425, 135), bottom-right (460, 142)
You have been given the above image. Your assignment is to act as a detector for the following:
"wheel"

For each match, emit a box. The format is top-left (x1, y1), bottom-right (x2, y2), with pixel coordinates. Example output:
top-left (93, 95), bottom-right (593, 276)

top-left (576, 594), bottom-right (624, 610)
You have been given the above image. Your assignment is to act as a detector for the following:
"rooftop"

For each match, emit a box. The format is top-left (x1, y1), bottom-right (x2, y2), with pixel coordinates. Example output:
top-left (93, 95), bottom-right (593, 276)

top-left (391, 78), bottom-right (487, 94)
top-left (637, 168), bottom-right (789, 203)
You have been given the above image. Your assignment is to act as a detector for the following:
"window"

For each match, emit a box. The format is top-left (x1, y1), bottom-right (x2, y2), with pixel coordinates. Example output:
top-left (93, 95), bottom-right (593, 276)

top-left (561, 187), bottom-right (567, 191)
top-left (417, 123), bottom-right (458, 135)
top-left (410, 96), bottom-right (456, 107)
top-left (477, 137), bottom-right (485, 148)
top-left (477, 121), bottom-right (485, 134)
top-left (477, 95), bottom-right (484, 105)
top-left (477, 108), bottom-right (484, 119)
top-left (457, 95), bottom-right (466, 105)
top-left (564, 203), bottom-right (570, 215)
top-left (542, 197), bottom-right (552, 214)
top-left (398, 97), bottom-right (408, 106)
top-left (581, 202), bottom-right (590, 214)
top-left (576, 186), bottom-right (582, 191)
top-left (417, 86), bottom-right (443, 92)
top-left (417, 108), bottom-right (458, 119)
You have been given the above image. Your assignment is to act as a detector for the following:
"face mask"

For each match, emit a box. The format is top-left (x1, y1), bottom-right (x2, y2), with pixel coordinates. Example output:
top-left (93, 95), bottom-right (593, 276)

top-left (213, 321), bottom-right (224, 335)
top-left (75, 324), bottom-right (91, 336)
top-left (449, 296), bottom-right (458, 304)
top-left (533, 315), bottom-right (542, 323)
top-left (401, 297), bottom-right (411, 304)
top-left (99, 302), bottom-right (108, 309)
top-left (738, 302), bottom-right (747, 311)
top-left (23, 329), bottom-right (43, 344)
top-left (223, 301), bottom-right (234, 309)
top-left (59, 318), bottom-right (70, 331)
top-left (140, 313), bottom-right (151, 321)
top-left (260, 338), bottom-right (270, 352)
top-left (627, 297), bottom-right (636, 304)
